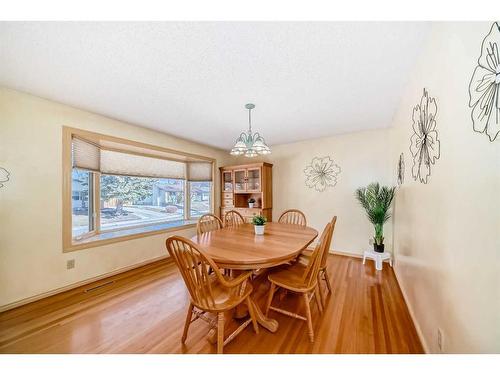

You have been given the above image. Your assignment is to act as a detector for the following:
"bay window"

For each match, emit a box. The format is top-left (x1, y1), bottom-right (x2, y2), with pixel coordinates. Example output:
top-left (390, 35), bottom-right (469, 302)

top-left (99, 175), bottom-right (185, 232)
top-left (71, 169), bottom-right (94, 238)
top-left (189, 181), bottom-right (212, 217)
top-left (63, 127), bottom-right (215, 251)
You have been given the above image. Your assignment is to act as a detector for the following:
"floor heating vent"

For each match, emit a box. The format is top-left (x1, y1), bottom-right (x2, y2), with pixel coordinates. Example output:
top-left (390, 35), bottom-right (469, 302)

top-left (84, 280), bottom-right (115, 293)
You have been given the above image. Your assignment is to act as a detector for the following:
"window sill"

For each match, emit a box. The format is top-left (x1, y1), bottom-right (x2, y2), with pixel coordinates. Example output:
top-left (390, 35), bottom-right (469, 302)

top-left (64, 220), bottom-right (198, 253)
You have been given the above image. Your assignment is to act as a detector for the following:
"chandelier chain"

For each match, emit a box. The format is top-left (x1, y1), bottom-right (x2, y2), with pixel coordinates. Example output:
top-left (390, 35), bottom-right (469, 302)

top-left (248, 107), bottom-right (252, 133)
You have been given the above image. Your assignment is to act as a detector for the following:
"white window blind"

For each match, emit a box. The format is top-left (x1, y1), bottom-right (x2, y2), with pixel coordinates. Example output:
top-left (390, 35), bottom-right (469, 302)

top-left (187, 162), bottom-right (213, 181)
top-left (72, 136), bottom-right (212, 180)
top-left (100, 149), bottom-right (187, 179)
top-left (72, 137), bottom-right (100, 171)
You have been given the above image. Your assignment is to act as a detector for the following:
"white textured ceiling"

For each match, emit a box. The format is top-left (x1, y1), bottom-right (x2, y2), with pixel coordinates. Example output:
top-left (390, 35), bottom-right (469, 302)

top-left (0, 22), bottom-right (429, 149)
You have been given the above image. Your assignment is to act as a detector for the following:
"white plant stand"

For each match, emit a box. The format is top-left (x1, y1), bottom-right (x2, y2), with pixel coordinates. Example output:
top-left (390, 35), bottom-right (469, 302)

top-left (362, 249), bottom-right (393, 271)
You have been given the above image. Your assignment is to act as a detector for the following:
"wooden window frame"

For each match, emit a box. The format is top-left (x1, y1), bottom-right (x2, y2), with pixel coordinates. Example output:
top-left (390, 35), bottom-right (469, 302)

top-left (62, 126), bottom-right (216, 253)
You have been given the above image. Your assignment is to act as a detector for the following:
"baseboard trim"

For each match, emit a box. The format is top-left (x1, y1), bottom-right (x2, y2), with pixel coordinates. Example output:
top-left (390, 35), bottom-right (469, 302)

top-left (0, 254), bottom-right (171, 313)
top-left (331, 249), bottom-right (363, 259)
top-left (305, 245), bottom-right (363, 259)
top-left (393, 266), bottom-right (430, 353)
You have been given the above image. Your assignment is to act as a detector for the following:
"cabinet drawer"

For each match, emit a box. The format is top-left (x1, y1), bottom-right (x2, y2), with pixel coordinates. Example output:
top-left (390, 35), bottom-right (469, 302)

top-left (223, 193), bottom-right (233, 199)
top-left (240, 208), bottom-right (261, 217)
top-left (223, 199), bottom-right (234, 207)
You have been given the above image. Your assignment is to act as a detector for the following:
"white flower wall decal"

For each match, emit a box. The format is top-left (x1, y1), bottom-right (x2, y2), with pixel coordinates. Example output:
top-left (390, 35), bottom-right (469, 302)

top-left (0, 167), bottom-right (10, 188)
top-left (304, 156), bottom-right (341, 192)
top-left (468, 22), bottom-right (500, 142)
top-left (409, 88), bottom-right (440, 184)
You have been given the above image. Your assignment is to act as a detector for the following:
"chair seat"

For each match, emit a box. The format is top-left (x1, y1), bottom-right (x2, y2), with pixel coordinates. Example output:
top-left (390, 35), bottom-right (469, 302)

top-left (299, 248), bottom-right (329, 270)
top-left (297, 248), bottom-right (313, 265)
top-left (193, 277), bottom-right (253, 312)
top-left (268, 263), bottom-right (314, 292)
top-left (302, 247), bottom-right (314, 255)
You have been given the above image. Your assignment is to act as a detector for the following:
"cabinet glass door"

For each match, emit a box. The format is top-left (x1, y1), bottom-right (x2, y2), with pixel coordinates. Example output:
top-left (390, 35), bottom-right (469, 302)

top-left (246, 168), bottom-right (261, 192)
top-left (222, 171), bottom-right (233, 192)
top-left (234, 170), bottom-right (246, 192)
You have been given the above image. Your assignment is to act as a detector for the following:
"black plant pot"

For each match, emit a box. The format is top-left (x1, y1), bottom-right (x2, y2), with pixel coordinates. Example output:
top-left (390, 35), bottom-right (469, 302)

top-left (374, 243), bottom-right (385, 253)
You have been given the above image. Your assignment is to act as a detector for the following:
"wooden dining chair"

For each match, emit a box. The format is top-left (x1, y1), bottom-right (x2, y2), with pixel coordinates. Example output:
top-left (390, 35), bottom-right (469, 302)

top-left (278, 209), bottom-right (307, 226)
top-left (299, 216), bottom-right (337, 306)
top-left (166, 235), bottom-right (259, 354)
top-left (223, 210), bottom-right (245, 227)
top-left (264, 222), bottom-right (331, 343)
top-left (316, 216), bottom-right (337, 304)
top-left (196, 214), bottom-right (223, 235)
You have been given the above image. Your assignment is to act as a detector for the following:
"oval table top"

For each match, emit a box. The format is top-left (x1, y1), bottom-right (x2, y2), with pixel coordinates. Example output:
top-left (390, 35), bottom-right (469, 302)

top-left (190, 222), bottom-right (318, 270)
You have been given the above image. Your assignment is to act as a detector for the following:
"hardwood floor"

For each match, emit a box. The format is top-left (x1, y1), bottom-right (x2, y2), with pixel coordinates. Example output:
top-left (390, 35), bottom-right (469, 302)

top-left (0, 255), bottom-right (423, 354)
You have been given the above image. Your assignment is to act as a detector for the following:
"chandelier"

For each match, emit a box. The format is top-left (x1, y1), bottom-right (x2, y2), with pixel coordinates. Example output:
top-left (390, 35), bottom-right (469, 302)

top-left (230, 103), bottom-right (271, 157)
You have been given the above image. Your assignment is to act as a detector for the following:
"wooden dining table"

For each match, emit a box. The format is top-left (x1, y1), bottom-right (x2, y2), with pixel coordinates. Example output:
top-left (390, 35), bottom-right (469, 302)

top-left (191, 221), bottom-right (318, 333)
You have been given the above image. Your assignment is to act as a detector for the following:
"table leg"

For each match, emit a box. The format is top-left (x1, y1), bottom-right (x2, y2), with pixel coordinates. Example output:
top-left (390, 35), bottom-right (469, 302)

top-left (233, 270), bottom-right (279, 332)
top-left (247, 296), bottom-right (278, 333)
top-left (206, 290), bottom-right (278, 344)
top-left (234, 278), bottom-right (249, 319)
top-left (207, 270), bottom-right (279, 344)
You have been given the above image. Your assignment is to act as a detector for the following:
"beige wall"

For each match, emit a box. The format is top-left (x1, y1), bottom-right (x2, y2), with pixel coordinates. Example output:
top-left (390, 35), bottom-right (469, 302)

top-left (0, 88), bottom-right (230, 308)
top-left (389, 23), bottom-right (500, 353)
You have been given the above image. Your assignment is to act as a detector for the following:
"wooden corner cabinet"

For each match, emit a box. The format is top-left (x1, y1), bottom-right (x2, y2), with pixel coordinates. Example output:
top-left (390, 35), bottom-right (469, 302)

top-left (219, 162), bottom-right (273, 223)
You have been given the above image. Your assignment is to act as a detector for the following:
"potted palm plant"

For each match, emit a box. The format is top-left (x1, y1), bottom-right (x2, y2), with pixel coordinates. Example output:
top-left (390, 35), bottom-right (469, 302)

top-left (355, 182), bottom-right (396, 253)
top-left (252, 214), bottom-right (266, 235)
top-left (248, 197), bottom-right (256, 208)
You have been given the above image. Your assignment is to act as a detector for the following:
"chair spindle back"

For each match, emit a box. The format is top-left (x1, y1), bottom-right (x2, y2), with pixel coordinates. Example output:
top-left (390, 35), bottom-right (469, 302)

top-left (166, 236), bottom-right (225, 310)
top-left (197, 214), bottom-right (223, 235)
top-left (320, 216), bottom-right (337, 269)
top-left (278, 209), bottom-right (307, 226)
top-left (224, 210), bottom-right (245, 227)
top-left (301, 222), bottom-right (331, 288)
